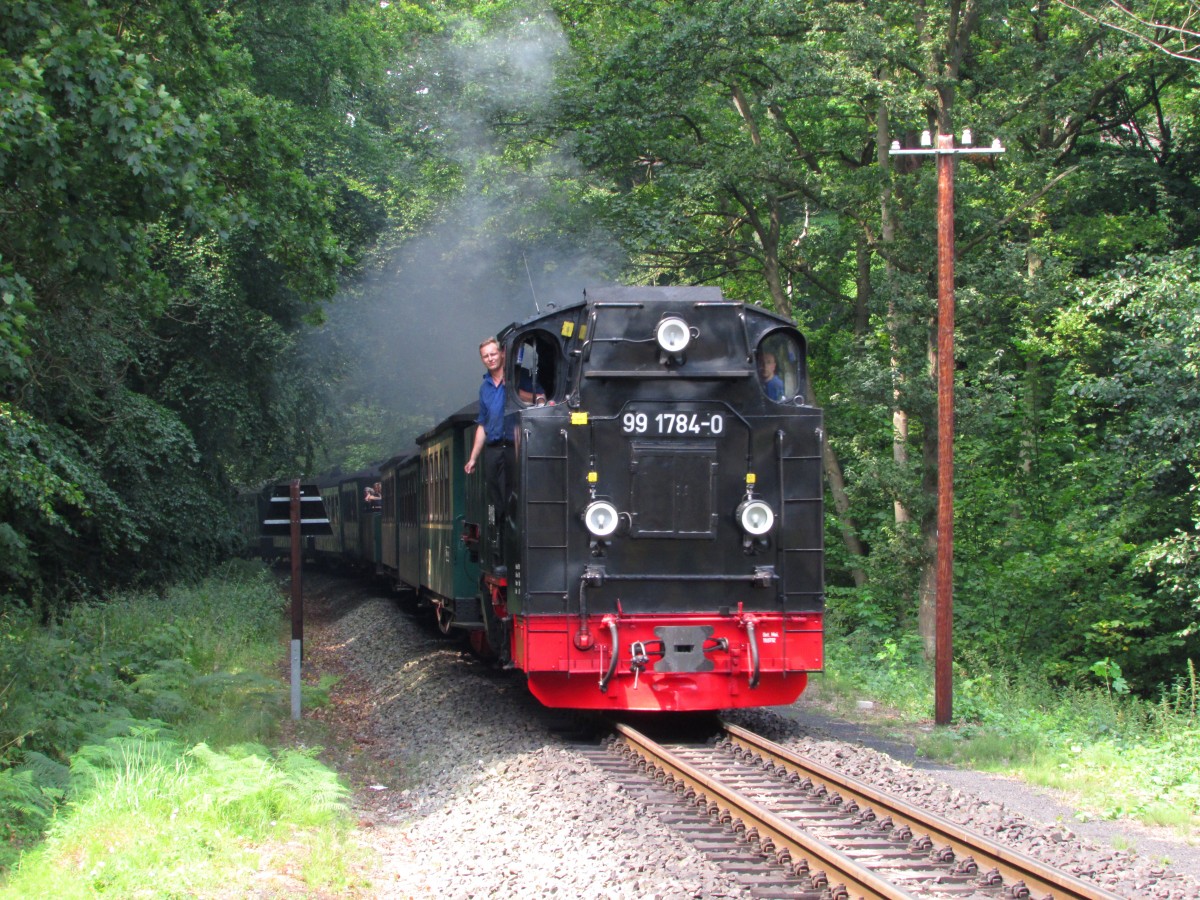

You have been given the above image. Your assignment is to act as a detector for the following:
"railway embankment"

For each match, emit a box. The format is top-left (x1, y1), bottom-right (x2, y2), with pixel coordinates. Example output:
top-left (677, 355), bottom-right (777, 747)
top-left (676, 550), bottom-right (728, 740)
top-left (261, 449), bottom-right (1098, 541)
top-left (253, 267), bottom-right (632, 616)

top-left (301, 575), bottom-right (1200, 898)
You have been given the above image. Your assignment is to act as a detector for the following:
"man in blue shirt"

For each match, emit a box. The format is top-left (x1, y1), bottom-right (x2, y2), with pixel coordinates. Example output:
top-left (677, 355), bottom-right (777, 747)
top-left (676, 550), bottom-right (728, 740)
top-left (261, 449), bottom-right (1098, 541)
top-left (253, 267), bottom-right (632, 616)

top-left (758, 351), bottom-right (784, 402)
top-left (465, 337), bottom-right (509, 521)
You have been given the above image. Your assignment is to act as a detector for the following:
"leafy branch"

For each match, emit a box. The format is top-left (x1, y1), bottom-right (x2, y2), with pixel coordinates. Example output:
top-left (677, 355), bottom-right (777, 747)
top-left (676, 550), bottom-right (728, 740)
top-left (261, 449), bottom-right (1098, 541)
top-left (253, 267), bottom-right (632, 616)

top-left (1057, 0), bottom-right (1200, 63)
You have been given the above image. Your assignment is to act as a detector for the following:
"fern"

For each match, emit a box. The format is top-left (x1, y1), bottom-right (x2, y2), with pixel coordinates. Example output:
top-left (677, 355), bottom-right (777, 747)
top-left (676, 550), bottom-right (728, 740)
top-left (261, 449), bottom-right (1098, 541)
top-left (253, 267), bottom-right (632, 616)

top-left (0, 766), bottom-right (57, 827)
top-left (68, 727), bottom-right (184, 802)
top-left (18, 751), bottom-right (70, 796)
top-left (274, 746), bottom-right (350, 816)
top-left (182, 742), bottom-right (349, 832)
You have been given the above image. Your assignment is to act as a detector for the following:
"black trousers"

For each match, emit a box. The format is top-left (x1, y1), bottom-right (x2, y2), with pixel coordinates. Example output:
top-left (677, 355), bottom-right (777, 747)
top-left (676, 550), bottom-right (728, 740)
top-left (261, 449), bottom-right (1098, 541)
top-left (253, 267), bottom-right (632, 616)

top-left (483, 443), bottom-right (510, 521)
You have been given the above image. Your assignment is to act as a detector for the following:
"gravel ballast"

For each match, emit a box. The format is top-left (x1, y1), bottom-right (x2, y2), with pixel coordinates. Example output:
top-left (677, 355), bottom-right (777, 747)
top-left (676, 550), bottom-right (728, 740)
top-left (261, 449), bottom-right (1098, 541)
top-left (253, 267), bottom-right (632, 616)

top-left (301, 578), bottom-right (1200, 899)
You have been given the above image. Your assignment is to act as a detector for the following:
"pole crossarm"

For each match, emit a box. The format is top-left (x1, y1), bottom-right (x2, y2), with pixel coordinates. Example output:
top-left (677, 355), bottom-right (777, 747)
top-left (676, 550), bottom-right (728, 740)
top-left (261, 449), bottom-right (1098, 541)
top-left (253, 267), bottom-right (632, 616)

top-left (888, 145), bottom-right (1005, 156)
top-left (888, 129), bottom-right (1005, 158)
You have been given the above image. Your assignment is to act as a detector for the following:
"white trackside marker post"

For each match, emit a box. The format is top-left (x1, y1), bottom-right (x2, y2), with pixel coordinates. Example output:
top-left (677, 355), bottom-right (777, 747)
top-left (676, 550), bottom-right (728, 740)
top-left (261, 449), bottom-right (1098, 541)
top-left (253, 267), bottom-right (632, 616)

top-left (291, 639), bottom-right (302, 720)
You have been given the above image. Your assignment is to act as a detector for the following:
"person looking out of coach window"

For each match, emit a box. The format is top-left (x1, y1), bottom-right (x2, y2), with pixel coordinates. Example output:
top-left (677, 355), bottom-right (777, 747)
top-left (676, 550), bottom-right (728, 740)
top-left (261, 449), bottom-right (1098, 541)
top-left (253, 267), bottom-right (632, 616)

top-left (364, 482), bottom-right (382, 510)
top-left (758, 351), bottom-right (784, 402)
top-left (465, 337), bottom-right (510, 522)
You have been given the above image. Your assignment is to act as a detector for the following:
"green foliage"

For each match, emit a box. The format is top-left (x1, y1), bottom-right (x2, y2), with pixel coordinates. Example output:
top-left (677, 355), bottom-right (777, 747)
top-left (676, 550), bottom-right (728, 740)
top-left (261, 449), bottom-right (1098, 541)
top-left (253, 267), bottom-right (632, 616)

top-left (0, 765), bottom-right (60, 844)
top-left (1138, 476), bottom-right (1200, 627)
top-left (0, 565), bottom-right (288, 869)
top-left (1090, 658), bottom-right (1131, 696)
top-left (0, 403), bottom-right (88, 589)
top-left (822, 634), bottom-right (1200, 830)
top-left (0, 263), bottom-right (32, 383)
top-left (0, 562), bottom-right (361, 891)
top-left (821, 629), bottom-right (932, 715)
top-left (1069, 251), bottom-right (1200, 481)
top-left (0, 0), bottom-right (456, 597)
top-left (2, 735), bottom-right (351, 897)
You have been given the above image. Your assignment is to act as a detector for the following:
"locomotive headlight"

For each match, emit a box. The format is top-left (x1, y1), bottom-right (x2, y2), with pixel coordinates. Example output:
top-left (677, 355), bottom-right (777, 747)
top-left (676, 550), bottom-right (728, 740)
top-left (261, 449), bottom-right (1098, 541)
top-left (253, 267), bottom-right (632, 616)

top-left (737, 499), bottom-right (775, 536)
top-left (583, 500), bottom-right (620, 537)
top-left (655, 316), bottom-right (691, 354)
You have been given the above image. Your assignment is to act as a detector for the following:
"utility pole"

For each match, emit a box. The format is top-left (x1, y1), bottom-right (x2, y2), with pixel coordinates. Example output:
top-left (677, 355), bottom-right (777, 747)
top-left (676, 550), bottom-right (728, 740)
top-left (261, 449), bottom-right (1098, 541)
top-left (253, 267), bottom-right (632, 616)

top-left (888, 129), bottom-right (1005, 725)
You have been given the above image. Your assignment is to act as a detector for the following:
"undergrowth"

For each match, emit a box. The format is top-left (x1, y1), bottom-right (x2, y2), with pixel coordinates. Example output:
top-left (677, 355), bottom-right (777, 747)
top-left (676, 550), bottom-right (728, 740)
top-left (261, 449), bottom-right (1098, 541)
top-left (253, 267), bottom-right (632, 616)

top-left (0, 562), bottom-right (359, 894)
top-left (816, 632), bottom-right (1200, 837)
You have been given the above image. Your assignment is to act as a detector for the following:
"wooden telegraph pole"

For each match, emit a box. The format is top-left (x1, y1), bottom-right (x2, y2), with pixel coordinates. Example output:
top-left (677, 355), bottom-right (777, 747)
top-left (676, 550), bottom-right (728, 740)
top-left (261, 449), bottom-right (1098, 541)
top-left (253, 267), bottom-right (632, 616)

top-left (889, 129), bottom-right (1005, 725)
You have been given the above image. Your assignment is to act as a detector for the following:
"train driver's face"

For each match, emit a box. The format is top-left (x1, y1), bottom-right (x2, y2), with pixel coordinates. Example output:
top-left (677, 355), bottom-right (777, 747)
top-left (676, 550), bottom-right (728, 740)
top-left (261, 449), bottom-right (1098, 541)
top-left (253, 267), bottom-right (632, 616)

top-left (481, 343), bottom-right (503, 373)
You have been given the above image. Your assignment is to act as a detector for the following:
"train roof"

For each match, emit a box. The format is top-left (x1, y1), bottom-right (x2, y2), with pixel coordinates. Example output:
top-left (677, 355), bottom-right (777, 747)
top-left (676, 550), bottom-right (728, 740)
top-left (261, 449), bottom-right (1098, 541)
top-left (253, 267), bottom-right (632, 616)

top-left (584, 284), bottom-right (724, 304)
top-left (380, 450), bottom-right (418, 471)
top-left (416, 401), bottom-right (478, 446)
top-left (498, 285), bottom-right (796, 339)
top-left (328, 464), bottom-right (381, 489)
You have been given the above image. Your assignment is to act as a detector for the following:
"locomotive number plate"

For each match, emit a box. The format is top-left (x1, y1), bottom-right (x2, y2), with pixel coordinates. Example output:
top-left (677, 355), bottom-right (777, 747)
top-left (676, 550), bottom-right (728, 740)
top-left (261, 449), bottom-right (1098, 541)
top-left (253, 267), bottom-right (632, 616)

top-left (621, 410), bottom-right (725, 437)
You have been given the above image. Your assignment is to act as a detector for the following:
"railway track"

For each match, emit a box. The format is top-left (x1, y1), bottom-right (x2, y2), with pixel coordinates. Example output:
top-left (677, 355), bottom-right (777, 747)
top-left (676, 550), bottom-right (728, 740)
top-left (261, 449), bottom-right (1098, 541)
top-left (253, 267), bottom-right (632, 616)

top-left (570, 719), bottom-right (1125, 900)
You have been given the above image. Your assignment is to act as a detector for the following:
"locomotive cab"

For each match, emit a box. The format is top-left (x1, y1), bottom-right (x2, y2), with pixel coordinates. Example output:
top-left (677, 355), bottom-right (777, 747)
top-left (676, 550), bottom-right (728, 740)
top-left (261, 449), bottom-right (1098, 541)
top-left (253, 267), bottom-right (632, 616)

top-left (511, 330), bottom-right (562, 406)
top-left (472, 285), bottom-right (824, 712)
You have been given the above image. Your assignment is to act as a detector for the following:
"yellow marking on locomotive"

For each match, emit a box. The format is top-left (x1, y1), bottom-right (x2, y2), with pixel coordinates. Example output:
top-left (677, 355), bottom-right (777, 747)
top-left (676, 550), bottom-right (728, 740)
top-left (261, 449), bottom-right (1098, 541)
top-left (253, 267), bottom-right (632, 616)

top-left (746, 473), bottom-right (757, 485)
top-left (587, 471), bottom-right (598, 483)
top-left (571, 412), bottom-right (589, 425)
top-left (561, 321), bottom-right (575, 337)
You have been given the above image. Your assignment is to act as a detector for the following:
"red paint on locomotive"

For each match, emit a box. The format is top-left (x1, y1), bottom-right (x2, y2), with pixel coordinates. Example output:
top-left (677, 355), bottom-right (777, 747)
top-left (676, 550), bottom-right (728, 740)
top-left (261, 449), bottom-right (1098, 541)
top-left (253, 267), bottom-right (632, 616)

top-left (511, 612), bottom-right (823, 712)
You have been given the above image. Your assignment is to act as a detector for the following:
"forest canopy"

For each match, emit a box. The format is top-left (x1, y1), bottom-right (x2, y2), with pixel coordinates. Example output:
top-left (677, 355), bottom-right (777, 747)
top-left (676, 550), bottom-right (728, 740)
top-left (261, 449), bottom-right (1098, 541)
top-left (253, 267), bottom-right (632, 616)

top-left (2, 0), bottom-right (1197, 694)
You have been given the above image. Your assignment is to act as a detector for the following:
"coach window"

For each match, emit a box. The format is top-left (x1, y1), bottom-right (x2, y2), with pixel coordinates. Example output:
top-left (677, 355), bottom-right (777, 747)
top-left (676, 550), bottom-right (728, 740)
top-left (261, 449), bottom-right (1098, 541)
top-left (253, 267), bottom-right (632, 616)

top-left (440, 447), bottom-right (450, 523)
top-left (511, 332), bottom-right (559, 406)
top-left (756, 332), bottom-right (804, 403)
top-left (429, 453), bottom-right (437, 523)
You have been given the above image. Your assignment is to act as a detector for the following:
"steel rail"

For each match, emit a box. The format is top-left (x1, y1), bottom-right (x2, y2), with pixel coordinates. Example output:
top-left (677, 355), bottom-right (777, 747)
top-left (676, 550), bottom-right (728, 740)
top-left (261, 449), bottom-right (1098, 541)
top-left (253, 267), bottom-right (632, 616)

top-left (721, 720), bottom-right (1125, 900)
top-left (613, 721), bottom-right (918, 900)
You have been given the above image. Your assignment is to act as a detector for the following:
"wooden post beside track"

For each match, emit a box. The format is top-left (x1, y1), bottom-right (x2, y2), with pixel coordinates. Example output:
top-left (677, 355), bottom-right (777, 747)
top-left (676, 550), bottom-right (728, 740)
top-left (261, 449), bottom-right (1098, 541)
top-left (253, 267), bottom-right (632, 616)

top-left (290, 479), bottom-right (303, 720)
top-left (935, 134), bottom-right (956, 727)
top-left (888, 130), bottom-right (1005, 727)
top-left (261, 481), bottom-right (331, 721)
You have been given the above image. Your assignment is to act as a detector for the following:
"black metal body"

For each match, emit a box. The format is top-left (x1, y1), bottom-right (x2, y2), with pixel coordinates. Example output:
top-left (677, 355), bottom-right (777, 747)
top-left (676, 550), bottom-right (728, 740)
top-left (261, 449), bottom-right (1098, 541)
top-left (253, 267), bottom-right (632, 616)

top-left (496, 286), bottom-right (823, 625)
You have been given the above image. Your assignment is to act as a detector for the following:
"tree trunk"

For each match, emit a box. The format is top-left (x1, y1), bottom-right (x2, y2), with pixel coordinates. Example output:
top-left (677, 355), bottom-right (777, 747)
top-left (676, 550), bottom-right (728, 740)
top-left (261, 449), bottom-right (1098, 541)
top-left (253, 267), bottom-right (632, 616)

top-left (877, 100), bottom-right (912, 527)
top-left (805, 384), bottom-right (866, 588)
top-left (854, 236), bottom-right (871, 336)
top-left (918, 326), bottom-right (940, 660)
top-left (729, 82), bottom-right (791, 319)
top-left (825, 439), bottom-right (868, 590)
top-left (917, 526), bottom-right (938, 660)
top-left (1021, 229), bottom-right (1045, 479)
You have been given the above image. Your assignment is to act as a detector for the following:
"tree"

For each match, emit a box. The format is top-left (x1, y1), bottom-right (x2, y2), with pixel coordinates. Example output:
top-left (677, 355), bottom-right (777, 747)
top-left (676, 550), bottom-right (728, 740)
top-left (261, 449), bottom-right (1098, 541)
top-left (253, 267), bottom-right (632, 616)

top-left (0, 0), bottom-right (449, 596)
top-left (1057, 0), bottom-right (1200, 63)
top-left (551, 0), bottom-right (1200, 687)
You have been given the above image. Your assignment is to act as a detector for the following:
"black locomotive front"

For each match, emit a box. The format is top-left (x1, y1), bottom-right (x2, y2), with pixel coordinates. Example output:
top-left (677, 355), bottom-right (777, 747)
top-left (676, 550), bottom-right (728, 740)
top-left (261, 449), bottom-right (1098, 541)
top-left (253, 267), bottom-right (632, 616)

top-left (471, 285), bottom-right (824, 711)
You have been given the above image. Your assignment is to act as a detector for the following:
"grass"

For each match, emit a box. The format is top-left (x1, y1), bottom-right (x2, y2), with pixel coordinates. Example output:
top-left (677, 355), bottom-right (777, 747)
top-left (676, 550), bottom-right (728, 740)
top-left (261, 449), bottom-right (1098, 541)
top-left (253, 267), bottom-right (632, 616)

top-left (4, 738), bottom-right (361, 898)
top-left (813, 634), bottom-right (1200, 840)
top-left (6, 565), bottom-right (1195, 890)
top-left (0, 561), bottom-right (366, 896)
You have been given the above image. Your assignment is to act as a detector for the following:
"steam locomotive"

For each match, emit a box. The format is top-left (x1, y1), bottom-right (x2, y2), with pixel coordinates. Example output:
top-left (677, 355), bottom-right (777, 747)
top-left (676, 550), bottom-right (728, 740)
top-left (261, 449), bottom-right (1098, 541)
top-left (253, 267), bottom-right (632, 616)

top-left (300, 285), bottom-right (824, 712)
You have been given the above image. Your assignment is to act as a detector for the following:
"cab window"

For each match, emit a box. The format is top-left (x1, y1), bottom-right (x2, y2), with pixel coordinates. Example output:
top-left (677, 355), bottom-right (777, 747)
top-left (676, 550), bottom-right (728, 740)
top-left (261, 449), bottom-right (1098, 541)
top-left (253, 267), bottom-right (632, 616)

top-left (511, 331), bottom-right (560, 406)
top-left (756, 332), bottom-right (803, 403)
